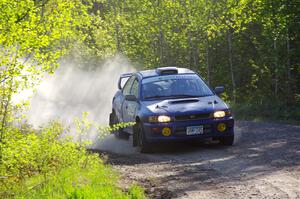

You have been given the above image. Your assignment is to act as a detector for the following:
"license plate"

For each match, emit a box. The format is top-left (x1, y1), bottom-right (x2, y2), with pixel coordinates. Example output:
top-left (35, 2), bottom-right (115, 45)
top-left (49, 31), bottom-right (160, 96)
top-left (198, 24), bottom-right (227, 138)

top-left (186, 126), bottom-right (203, 135)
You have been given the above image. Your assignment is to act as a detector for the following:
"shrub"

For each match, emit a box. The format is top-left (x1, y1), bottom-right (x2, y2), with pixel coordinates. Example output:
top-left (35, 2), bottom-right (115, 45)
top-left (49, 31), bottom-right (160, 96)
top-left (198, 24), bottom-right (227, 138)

top-left (0, 114), bottom-right (143, 198)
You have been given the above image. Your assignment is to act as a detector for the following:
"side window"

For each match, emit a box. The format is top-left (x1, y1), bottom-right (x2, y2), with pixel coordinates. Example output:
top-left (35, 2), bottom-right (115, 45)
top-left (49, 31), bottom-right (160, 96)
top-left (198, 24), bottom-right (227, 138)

top-left (123, 76), bottom-right (135, 95)
top-left (130, 79), bottom-right (139, 98)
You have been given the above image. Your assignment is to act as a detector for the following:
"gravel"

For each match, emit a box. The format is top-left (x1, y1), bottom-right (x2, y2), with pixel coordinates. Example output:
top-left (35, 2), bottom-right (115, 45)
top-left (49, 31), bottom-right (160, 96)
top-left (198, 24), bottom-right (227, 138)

top-left (95, 120), bottom-right (300, 199)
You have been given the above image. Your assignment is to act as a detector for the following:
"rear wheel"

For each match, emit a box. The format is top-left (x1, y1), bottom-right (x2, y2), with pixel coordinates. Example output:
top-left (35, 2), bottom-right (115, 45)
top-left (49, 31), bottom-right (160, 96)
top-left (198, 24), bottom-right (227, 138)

top-left (134, 123), bottom-right (152, 153)
top-left (219, 135), bottom-right (234, 146)
top-left (109, 113), bottom-right (129, 140)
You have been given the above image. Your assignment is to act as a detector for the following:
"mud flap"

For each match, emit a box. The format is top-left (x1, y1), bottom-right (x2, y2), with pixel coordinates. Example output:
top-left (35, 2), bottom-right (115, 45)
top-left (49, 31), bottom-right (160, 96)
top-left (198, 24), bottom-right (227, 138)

top-left (109, 113), bottom-right (113, 127)
top-left (132, 125), bottom-right (138, 147)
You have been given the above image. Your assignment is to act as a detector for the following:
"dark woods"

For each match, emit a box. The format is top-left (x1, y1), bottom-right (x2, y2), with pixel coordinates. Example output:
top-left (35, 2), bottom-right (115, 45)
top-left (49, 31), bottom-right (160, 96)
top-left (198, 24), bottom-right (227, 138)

top-left (85, 0), bottom-right (300, 121)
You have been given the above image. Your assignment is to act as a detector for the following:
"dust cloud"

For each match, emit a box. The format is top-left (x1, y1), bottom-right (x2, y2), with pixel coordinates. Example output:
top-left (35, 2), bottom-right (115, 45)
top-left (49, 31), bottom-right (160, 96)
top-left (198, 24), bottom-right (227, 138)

top-left (93, 135), bottom-right (139, 154)
top-left (26, 55), bottom-right (136, 148)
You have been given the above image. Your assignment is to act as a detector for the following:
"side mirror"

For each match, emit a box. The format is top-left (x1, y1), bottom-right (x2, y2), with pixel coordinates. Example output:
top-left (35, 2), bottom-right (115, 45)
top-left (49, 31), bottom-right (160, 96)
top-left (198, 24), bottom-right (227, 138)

top-left (125, 95), bottom-right (137, 101)
top-left (214, 86), bottom-right (225, 95)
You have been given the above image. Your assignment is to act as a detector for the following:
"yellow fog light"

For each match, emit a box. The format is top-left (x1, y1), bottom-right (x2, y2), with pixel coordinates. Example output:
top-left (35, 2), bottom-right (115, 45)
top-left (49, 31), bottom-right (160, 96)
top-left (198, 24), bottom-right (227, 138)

top-left (217, 123), bottom-right (226, 132)
top-left (162, 127), bottom-right (171, 136)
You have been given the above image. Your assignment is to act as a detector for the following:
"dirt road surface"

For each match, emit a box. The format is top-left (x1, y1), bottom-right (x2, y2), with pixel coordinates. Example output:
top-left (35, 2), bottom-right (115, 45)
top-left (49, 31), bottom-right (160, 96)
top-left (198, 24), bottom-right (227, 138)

top-left (95, 121), bottom-right (300, 199)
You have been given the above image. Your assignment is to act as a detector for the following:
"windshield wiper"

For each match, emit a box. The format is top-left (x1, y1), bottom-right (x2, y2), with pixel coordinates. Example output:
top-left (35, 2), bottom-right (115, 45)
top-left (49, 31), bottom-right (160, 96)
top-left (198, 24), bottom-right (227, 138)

top-left (169, 94), bottom-right (202, 98)
top-left (144, 95), bottom-right (169, 99)
top-left (145, 94), bottom-right (211, 100)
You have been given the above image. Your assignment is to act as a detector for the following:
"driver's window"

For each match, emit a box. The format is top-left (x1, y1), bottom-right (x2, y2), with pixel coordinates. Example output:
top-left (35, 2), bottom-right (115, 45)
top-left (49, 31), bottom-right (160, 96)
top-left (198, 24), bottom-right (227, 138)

top-left (130, 79), bottom-right (139, 98)
top-left (123, 76), bottom-right (135, 95)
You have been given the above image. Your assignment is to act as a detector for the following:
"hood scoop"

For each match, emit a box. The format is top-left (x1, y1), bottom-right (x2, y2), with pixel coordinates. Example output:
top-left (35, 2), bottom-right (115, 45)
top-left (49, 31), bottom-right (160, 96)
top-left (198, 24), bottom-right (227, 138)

top-left (169, 99), bottom-right (199, 104)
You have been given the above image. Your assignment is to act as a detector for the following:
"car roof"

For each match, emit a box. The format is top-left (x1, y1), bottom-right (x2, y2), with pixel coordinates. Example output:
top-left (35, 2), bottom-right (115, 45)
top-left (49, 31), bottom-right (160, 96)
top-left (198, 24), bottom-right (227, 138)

top-left (136, 67), bottom-right (195, 79)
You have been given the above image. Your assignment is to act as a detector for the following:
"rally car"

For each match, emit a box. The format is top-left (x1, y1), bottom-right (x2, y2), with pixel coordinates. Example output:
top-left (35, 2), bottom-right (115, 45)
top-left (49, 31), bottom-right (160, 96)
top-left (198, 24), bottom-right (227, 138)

top-left (109, 67), bottom-right (234, 152)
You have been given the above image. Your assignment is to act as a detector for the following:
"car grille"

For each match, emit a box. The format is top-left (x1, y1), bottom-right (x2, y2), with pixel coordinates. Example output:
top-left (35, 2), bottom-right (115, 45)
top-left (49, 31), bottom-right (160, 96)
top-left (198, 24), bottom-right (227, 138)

top-left (174, 113), bottom-right (211, 121)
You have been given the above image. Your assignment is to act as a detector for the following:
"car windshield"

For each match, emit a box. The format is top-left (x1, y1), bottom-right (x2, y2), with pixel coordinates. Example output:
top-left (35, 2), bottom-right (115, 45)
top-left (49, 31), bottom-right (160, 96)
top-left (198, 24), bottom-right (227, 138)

top-left (142, 74), bottom-right (214, 100)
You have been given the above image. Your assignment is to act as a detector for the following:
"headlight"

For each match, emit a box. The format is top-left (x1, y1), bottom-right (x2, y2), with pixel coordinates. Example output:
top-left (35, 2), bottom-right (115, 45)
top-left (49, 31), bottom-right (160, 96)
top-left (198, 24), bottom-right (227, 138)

top-left (214, 111), bottom-right (226, 118)
top-left (148, 115), bottom-right (171, 123)
top-left (158, 115), bottom-right (171, 122)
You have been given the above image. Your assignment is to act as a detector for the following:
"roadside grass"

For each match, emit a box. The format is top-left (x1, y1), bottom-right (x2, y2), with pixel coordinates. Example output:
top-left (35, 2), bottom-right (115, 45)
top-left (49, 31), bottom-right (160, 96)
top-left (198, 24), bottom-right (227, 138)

top-left (17, 160), bottom-right (145, 199)
top-left (0, 115), bottom-right (145, 198)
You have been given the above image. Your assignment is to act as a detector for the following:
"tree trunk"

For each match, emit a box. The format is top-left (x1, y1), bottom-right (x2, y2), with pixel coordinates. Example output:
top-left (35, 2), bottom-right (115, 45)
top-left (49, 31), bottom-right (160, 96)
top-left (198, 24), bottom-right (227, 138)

top-left (0, 78), bottom-right (13, 164)
top-left (286, 32), bottom-right (291, 98)
top-left (188, 33), bottom-right (193, 69)
top-left (159, 30), bottom-right (164, 65)
top-left (182, 0), bottom-right (194, 69)
top-left (113, 0), bottom-right (121, 52)
top-left (157, 0), bottom-right (164, 65)
top-left (227, 32), bottom-right (236, 103)
top-left (193, 44), bottom-right (198, 71)
top-left (274, 39), bottom-right (278, 96)
top-left (206, 39), bottom-right (210, 84)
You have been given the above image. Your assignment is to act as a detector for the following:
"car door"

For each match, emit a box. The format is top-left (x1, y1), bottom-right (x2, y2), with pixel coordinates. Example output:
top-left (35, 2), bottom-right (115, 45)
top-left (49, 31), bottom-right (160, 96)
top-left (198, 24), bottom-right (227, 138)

top-left (122, 77), bottom-right (139, 134)
top-left (115, 76), bottom-right (135, 122)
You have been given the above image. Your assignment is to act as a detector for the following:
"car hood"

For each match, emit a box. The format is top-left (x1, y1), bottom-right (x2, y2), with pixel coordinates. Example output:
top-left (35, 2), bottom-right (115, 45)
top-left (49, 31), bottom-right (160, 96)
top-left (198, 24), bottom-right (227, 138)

top-left (141, 95), bottom-right (229, 116)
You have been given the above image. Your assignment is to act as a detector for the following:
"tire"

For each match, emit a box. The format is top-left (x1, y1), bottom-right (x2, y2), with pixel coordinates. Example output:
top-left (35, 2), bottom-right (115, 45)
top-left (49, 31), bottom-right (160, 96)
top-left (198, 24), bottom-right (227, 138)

top-left (134, 123), bottom-right (152, 153)
top-left (219, 135), bottom-right (234, 146)
top-left (109, 113), bottom-right (129, 140)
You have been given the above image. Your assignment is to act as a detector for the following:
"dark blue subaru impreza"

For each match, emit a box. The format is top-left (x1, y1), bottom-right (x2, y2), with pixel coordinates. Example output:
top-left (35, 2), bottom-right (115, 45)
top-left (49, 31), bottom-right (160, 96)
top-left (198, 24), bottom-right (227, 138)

top-left (109, 67), bottom-right (234, 152)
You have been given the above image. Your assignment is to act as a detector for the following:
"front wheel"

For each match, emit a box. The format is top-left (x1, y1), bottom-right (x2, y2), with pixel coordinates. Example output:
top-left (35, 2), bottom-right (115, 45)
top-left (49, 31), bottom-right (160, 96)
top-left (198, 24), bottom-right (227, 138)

top-left (219, 135), bottom-right (234, 146)
top-left (134, 123), bottom-right (152, 153)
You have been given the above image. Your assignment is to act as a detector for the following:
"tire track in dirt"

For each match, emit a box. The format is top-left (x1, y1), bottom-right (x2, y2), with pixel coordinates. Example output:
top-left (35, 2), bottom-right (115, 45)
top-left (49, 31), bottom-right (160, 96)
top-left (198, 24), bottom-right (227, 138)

top-left (95, 121), bottom-right (300, 199)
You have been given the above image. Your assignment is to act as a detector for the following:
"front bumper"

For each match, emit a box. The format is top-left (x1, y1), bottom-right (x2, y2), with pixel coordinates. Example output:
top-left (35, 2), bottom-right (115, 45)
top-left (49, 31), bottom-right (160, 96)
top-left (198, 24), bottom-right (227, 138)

top-left (143, 117), bottom-right (234, 142)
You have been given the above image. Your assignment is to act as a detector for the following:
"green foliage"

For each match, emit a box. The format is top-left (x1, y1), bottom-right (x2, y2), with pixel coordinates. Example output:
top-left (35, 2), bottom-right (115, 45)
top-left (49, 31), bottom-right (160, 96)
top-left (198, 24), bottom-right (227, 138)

top-left (0, 0), bottom-right (90, 74)
top-left (73, 112), bottom-right (136, 140)
top-left (0, 0), bottom-right (94, 168)
top-left (84, 0), bottom-right (299, 120)
top-left (74, 112), bottom-right (93, 146)
top-left (18, 160), bottom-right (145, 199)
top-left (232, 102), bottom-right (300, 125)
top-left (0, 120), bottom-right (84, 196)
top-left (0, 117), bottom-right (143, 198)
top-left (98, 121), bottom-right (136, 139)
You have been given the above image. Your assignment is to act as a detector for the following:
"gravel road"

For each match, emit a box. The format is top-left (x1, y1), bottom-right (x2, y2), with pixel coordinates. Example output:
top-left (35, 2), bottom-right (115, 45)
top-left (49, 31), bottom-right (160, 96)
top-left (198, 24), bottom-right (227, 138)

top-left (95, 121), bottom-right (300, 199)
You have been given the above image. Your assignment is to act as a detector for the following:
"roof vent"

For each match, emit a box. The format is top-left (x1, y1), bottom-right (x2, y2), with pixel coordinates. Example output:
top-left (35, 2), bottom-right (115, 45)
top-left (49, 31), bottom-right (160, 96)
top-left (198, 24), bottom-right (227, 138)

top-left (156, 67), bottom-right (178, 75)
